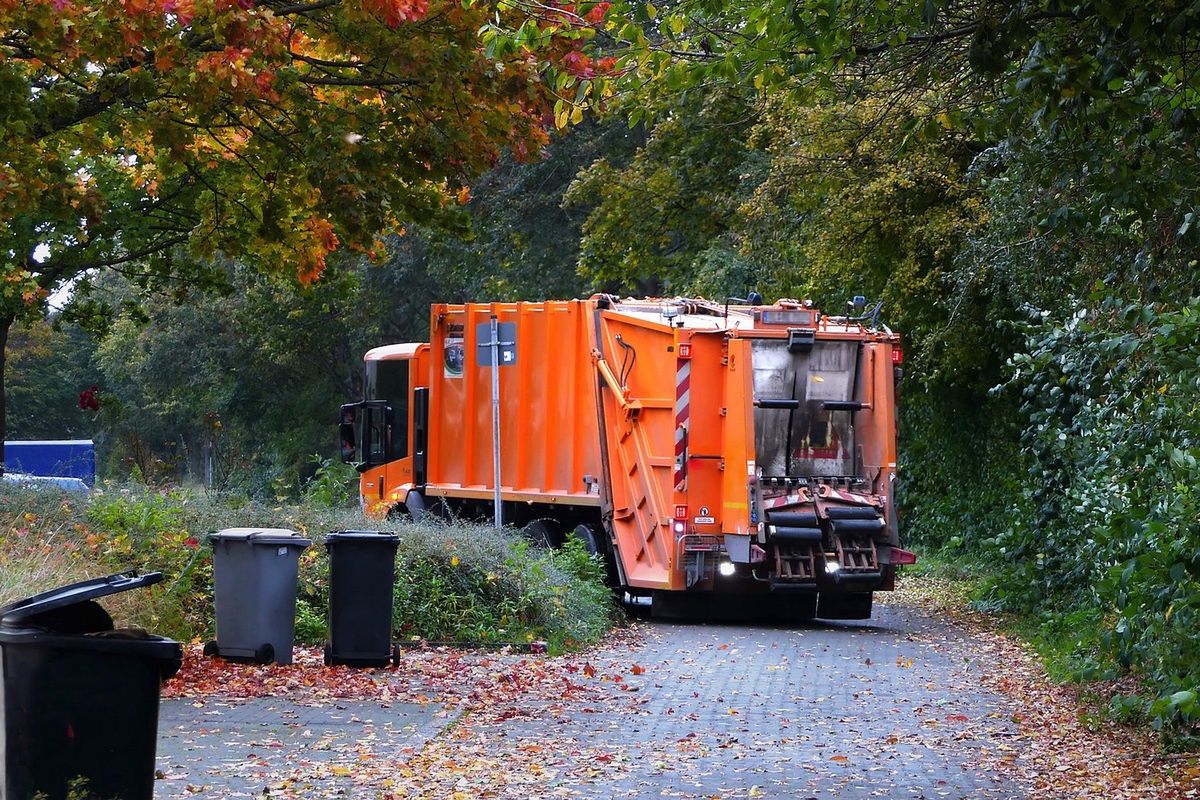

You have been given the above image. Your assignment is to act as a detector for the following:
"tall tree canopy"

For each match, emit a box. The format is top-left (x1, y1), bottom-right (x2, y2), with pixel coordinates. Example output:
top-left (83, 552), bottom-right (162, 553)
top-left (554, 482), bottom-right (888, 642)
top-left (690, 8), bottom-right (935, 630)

top-left (0, 0), bottom-right (579, 456)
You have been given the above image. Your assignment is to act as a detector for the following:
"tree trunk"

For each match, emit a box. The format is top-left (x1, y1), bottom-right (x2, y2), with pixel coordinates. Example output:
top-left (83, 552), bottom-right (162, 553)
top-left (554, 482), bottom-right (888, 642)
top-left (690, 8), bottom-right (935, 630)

top-left (0, 313), bottom-right (12, 475)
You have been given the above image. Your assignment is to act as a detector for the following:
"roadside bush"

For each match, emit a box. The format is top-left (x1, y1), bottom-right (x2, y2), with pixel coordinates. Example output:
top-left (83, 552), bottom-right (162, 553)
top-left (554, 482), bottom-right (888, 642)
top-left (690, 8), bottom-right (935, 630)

top-left (392, 525), bottom-right (617, 651)
top-left (994, 297), bottom-right (1200, 729)
top-left (0, 484), bottom-right (617, 652)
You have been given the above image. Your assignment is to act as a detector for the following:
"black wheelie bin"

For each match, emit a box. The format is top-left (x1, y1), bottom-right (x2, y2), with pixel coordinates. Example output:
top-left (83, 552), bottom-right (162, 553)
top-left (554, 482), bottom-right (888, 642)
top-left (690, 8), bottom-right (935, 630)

top-left (206, 527), bottom-right (311, 665)
top-left (0, 571), bottom-right (183, 800)
top-left (323, 530), bottom-right (401, 667)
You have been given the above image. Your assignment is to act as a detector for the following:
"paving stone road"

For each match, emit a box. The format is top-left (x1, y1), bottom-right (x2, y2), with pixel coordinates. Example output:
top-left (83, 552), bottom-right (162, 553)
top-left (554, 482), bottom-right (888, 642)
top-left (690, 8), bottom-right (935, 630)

top-left (155, 699), bottom-right (451, 798)
top-left (156, 599), bottom-right (1028, 799)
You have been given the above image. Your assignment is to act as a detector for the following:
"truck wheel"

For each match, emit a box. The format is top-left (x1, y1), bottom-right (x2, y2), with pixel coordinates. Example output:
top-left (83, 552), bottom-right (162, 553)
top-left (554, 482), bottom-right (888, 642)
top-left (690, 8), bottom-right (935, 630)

top-left (405, 491), bottom-right (428, 522)
top-left (202, 640), bottom-right (220, 658)
top-left (567, 523), bottom-right (600, 556)
top-left (523, 518), bottom-right (563, 548)
top-left (255, 643), bottom-right (275, 665)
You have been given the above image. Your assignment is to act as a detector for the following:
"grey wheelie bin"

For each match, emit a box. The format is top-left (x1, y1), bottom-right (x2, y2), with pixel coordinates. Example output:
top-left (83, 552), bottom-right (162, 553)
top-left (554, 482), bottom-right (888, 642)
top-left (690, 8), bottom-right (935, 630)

top-left (323, 530), bottom-right (401, 667)
top-left (206, 528), bottom-right (311, 665)
top-left (0, 571), bottom-right (183, 800)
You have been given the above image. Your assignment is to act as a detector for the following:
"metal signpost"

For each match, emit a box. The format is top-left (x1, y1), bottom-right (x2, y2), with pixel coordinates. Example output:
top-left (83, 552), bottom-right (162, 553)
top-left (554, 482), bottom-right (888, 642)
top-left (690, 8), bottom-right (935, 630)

top-left (476, 316), bottom-right (517, 529)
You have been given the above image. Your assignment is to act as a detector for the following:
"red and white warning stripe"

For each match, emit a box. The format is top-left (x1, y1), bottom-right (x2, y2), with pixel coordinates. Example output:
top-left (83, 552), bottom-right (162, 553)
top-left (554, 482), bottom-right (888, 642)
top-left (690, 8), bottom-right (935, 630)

top-left (674, 358), bottom-right (690, 492)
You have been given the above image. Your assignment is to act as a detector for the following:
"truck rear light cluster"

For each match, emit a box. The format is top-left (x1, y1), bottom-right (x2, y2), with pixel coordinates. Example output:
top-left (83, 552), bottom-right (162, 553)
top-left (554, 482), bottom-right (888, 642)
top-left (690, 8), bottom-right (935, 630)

top-left (892, 346), bottom-right (904, 365)
top-left (677, 343), bottom-right (692, 359)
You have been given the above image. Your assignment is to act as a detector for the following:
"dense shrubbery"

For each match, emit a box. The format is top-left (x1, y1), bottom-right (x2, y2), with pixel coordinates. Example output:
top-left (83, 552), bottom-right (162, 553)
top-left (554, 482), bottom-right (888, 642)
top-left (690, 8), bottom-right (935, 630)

top-left (986, 298), bottom-right (1200, 728)
top-left (0, 485), bottom-right (616, 654)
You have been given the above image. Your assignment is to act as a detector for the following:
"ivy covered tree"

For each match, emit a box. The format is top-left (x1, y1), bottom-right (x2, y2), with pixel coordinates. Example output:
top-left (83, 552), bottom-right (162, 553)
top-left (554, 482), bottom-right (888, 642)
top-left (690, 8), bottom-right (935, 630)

top-left (0, 0), bottom-right (581, 461)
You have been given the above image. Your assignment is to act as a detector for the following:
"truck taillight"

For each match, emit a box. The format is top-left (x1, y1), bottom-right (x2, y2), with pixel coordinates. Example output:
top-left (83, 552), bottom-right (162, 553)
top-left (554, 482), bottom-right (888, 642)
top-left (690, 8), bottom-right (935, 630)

top-left (892, 346), bottom-right (903, 365)
top-left (890, 548), bottom-right (917, 565)
top-left (677, 343), bottom-right (692, 359)
top-left (672, 506), bottom-right (688, 534)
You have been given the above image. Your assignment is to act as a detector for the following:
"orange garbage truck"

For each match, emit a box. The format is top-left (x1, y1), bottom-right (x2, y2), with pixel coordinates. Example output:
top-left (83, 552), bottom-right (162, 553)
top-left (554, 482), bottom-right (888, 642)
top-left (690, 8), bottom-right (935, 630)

top-left (339, 295), bottom-right (915, 619)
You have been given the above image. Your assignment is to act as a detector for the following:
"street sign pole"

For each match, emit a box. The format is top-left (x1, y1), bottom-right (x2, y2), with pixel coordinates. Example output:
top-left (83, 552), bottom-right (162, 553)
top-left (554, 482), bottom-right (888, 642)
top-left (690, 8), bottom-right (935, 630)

top-left (477, 315), bottom-right (516, 530)
top-left (489, 315), bottom-right (503, 529)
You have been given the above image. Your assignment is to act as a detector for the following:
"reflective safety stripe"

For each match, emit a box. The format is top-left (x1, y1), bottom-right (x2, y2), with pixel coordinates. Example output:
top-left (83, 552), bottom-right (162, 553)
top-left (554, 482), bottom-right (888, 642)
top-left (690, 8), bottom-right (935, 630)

top-left (674, 358), bottom-right (690, 491)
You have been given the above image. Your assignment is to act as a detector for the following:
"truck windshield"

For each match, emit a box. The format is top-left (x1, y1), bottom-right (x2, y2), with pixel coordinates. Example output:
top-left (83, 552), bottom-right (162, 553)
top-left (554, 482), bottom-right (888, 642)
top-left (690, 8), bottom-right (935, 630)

top-left (363, 359), bottom-right (410, 460)
top-left (750, 339), bottom-right (857, 479)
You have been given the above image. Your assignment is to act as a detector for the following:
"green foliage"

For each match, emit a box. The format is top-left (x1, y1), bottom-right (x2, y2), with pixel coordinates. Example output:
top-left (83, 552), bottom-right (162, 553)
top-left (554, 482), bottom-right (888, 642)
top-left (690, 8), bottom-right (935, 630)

top-left (566, 90), bottom-right (758, 292)
top-left (86, 259), bottom-right (374, 488)
top-left (294, 598), bottom-right (328, 647)
top-left (0, 484), bottom-right (616, 651)
top-left (992, 298), bottom-right (1200, 727)
top-left (392, 525), bottom-right (617, 652)
top-left (302, 456), bottom-right (359, 509)
top-left (4, 318), bottom-right (101, 440)
top-left (418, 119), bottom-right (634, 302)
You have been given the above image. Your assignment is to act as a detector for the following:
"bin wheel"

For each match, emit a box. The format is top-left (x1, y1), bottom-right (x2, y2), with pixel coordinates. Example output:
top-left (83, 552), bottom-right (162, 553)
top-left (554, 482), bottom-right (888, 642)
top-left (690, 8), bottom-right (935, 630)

top-left (255, 643), bottom-right (275, 665)
top-left (203, 640), bottom-right (220, 658)
top-left (323, 644), bottom-right (333, 666)
top-left (391, 643), bottom-right (401, 668)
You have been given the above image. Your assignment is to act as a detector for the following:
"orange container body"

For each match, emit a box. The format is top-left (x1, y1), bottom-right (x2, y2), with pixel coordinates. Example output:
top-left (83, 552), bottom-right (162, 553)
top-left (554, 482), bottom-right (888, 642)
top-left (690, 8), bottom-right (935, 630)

top-left (349, 296), bottom-right (909, 617)
top-left (425, 300), bottom-right (602, 508)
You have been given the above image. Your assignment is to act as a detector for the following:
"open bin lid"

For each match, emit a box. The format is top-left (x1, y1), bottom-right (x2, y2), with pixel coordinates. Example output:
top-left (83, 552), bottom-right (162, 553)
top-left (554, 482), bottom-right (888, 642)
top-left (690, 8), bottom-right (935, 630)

top-left (324, 529), bottom-right (401, 546)
top-left (210, 527), bottom-right (313, 548)
top-left (0, 571), bottom-right (163, 626)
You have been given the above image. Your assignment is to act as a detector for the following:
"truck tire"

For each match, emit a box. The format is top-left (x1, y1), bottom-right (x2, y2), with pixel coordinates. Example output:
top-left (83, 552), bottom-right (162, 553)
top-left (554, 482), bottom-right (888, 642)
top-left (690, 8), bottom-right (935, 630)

top-left (405, 491), bottom-right (428, 522)
top-left (523, 518), bottom-right (563, 548)
top-left (567, 523), bottom-right (600, 556)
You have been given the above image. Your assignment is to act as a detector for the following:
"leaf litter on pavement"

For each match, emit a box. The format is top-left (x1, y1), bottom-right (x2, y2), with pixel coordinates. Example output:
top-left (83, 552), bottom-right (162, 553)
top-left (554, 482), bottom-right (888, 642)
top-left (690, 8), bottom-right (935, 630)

top-left (884, 576), bottom-right (1200, 799)
top-left (159, 584), bottom-right (1200, 799)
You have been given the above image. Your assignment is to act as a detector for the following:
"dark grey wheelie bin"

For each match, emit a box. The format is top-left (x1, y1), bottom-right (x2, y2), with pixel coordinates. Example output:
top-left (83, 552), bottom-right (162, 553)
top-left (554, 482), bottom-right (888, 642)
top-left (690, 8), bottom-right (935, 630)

top-left (206, 528), bottom-right (311, 665)
top-left (324, 530), bottom-right (401, 667)
top-left (0, 571), bottom-right (183, 800)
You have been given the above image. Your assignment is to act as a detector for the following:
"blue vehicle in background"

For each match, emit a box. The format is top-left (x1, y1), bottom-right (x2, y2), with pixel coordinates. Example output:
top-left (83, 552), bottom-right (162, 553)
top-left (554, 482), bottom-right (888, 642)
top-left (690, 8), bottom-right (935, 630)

top-left (3, 440), bottom-right (95, 492)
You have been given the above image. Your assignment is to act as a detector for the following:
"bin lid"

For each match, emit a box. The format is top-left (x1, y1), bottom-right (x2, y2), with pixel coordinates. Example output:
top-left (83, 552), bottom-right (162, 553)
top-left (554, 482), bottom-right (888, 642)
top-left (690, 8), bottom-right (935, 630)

top-left (324, 529), bottom-right (401, 545)
top-left (210, 527), bottom-right (313, 548)
top-left (0, 571), bottom-right (164, 625)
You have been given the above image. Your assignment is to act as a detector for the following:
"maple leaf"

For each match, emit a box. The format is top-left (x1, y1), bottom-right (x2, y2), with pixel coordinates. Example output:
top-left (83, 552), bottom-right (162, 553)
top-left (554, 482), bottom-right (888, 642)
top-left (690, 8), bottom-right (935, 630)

top-left (630, 663), bottom-right (645, 675)
top-left (582, 662), bottom-right (596, 678)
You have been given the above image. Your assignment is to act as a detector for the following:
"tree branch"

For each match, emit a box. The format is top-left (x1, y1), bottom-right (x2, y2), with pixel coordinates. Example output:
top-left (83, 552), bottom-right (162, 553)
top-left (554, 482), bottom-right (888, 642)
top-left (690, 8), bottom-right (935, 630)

top-left (298, 74), bottom-right (424, 87)
top-left (34, 233), bottom-right (191, 289)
